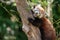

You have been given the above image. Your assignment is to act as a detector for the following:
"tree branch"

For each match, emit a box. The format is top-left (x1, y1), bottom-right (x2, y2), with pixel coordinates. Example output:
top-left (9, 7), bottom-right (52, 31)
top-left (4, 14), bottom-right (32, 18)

top-left (15, 0), bottom-right (41, 40)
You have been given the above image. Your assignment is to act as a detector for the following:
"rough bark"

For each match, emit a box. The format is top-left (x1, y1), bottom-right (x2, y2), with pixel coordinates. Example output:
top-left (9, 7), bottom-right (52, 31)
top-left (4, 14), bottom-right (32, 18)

top-left (15, 0), bottom-right (41, 40)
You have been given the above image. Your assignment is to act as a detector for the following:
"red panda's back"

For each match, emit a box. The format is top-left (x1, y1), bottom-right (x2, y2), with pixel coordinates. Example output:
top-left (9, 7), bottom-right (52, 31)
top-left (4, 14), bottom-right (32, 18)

top-left (40, 17), bottom-right (56, 40)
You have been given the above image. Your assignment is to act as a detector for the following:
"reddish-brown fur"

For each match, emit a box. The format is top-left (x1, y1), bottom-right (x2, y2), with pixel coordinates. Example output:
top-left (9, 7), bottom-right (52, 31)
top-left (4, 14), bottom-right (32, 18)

top-left (40, 17), bottom-right (56, 40)
top-left (28, 17), bottom-right (56, 40)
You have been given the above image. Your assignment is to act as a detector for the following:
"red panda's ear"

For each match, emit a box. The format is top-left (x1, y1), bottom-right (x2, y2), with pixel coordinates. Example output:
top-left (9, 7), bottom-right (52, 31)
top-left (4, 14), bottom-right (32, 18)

top-left (31, 5), bottom-right (36, 10)
top-left (33, 5), bottom-right (36, 8)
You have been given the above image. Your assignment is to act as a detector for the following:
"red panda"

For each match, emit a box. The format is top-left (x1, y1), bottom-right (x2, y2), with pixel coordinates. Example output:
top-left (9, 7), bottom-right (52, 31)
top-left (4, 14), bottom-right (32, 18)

top-left (28, 4), bottom-right (56, 40)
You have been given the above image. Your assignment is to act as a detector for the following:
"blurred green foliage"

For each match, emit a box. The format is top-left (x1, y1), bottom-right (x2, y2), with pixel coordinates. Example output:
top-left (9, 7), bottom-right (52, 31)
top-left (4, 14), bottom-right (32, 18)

top-left (0, 0), bottom-right (28, 40)
top-left (52, 0), bottom-right (60, 39)
top-left (0, 0), bottom-right (60, 40)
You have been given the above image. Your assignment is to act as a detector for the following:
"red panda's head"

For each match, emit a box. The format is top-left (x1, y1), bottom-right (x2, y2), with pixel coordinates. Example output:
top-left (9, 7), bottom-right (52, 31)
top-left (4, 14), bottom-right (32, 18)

top-left (31, 4), bottom-right (46, 18)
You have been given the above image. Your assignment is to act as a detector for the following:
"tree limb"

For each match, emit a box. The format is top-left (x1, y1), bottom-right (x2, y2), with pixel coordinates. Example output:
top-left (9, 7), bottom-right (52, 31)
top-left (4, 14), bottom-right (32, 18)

top-left (15, 0), bottom-right (41, 40)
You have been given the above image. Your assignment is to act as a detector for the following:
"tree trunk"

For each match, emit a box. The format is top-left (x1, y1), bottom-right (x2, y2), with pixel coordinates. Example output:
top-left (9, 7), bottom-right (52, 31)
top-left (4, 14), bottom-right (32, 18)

top-left (15, 0), bottom-right (41, 40)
